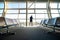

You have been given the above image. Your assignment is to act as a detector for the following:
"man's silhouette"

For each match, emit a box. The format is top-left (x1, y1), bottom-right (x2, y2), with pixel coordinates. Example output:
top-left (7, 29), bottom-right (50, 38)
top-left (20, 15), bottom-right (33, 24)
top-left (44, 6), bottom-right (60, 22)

top-left (29, 15), bottom-right (33, 26)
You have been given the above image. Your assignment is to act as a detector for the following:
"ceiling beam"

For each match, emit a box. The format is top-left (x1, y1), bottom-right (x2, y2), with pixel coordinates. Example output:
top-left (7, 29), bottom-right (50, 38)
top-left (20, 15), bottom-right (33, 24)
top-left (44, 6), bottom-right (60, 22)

top-left (0, 0), bottom-right (60, 2)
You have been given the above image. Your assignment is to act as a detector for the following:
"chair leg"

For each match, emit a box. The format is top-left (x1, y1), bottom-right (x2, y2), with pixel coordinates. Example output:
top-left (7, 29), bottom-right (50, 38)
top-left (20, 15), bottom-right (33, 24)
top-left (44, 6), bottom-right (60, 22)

top-left (47, 26), bottom-right (55, 34)
top-left (0, 26), bottom-right (15, 36)
top-left (53, 26), bottom-right (55, 32)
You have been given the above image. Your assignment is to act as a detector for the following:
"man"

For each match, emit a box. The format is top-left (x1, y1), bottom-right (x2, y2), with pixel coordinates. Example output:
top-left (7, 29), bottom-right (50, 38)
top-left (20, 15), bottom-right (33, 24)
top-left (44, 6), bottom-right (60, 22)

top-left (29, 15), bottom-right (33, 26)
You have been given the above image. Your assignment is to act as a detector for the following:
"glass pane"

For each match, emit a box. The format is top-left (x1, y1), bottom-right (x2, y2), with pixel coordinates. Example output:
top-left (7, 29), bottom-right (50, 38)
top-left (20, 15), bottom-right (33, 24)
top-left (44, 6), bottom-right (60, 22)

top-left (19, 2), bottom-right (26, 8)
top-left (0, 2), bottom-right (4, 8)
top-left (8, 2), bottom-right (18, 8)
top-left (36, 10), bottom-right (47, 13)
top-left (19, 14), bottom-right (26, 19)
top-left (36, 2), bottom-right (46, 8)
top-left (28, 10), bottom-right (34, 13)
top-left (28, 2), bottom-right (34, 8)
top-left (59, 3), bottom-right (60, 8)
top-left (51, 14), bottom-right (59, 18)
top-left (8, 2), bottom-right (26, 8)
top-left (28, 14), bottom-right (35, 19)
top-left (19, 20), bottom-right (26, 22)
top-left (36, 14), bottom-right (48, 19)
top-left (50, 3), bottom-right (57, 8)
top-left (59, 10), bottom-right (60, 13)
top-left (7, 10), bottom-right (18, 13)
top-left (20, 10), bottom-right (26, 13)
top-left (5, 14), bottom-right (18, 19)
top-left (51, 10), bottom-right (58, 13)
top-left (36, 19), bottom-right (42, 23)
top-left (0, 10), bottom-right (3, 13)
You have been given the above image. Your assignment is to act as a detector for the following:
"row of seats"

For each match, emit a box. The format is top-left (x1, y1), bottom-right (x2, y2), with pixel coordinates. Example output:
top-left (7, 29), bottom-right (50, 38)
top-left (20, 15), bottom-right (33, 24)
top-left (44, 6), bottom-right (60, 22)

top-left (40, 17), bottom-right (60, 32)
top-left (5, 18), bottom-right (18, 26)
top-left (0, 17), bottom-right (18, 35)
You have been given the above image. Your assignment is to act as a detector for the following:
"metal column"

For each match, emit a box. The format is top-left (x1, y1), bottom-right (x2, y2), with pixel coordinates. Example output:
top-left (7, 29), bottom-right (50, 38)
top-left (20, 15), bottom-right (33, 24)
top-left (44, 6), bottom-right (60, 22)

top-left (18, 2), bottom-right (20, 26)
top-left (34, 1), bottom-right (36, 25)
top-left (26, 0), bottom-right (28, 27)
top-left (47, 0), bottom-right (52, 19)
top-left (2, 0), bottom-right (8, 17)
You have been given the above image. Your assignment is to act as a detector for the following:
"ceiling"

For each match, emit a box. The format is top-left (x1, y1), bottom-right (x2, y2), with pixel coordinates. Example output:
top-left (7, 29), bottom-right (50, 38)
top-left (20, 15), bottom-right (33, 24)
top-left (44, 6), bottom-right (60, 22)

top-left (0, 0), bottom-right (60, 2)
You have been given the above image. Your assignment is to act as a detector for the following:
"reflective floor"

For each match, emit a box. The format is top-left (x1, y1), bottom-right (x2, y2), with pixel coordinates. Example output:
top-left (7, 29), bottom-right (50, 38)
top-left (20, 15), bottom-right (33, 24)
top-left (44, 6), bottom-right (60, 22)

top-left (20, 22), bottom-right (40, 27)
top-left (0, 25), bottom-right (60, 40)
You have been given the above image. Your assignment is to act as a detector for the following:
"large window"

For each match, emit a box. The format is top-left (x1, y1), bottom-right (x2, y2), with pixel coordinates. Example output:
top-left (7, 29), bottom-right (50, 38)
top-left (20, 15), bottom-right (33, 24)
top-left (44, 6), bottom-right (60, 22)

top-left (1, 2), bottom-right (60, 26)
top-left (27, 2), bottom-right (47, 23)
top-left (50, 2), bottom-right (60, 18)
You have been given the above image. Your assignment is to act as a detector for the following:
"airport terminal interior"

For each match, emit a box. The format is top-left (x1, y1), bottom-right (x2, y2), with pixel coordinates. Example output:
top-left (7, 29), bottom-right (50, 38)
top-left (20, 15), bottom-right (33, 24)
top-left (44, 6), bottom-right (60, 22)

top-left (0, 0), bottom-right (60, 40)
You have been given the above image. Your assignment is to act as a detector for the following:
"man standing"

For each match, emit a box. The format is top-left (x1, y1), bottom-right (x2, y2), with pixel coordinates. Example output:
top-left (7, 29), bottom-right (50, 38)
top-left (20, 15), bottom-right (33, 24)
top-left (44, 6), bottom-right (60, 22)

top-left (29, 15), bottom-right (33, 26)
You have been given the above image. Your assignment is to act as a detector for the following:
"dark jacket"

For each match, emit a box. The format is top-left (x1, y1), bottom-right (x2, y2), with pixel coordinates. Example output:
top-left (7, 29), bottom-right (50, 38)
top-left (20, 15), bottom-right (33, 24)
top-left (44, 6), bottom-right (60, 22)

top-left (30, 16), bottom-right (33, 22)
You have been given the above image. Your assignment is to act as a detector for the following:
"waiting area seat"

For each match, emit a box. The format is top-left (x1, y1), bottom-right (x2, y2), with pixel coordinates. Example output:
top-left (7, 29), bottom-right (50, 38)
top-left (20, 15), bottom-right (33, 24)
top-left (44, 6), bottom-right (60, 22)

top-left (40, 19), bottom-right (49, 27)
top-left (47, 18), bottom-right (56, 26)
top-left (43, 19), bottom-right (49, 27)
top-left (40, 20), bottom-right (44, 25)
top-left (0, 17), bottom-right (18, 35)
top-left (40, 17), bottom-right (60, 32)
